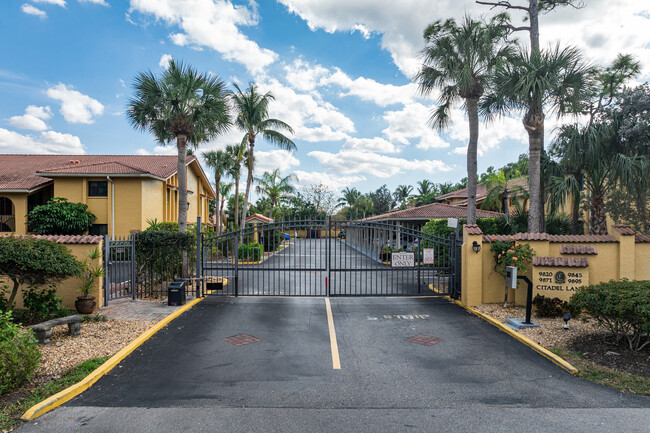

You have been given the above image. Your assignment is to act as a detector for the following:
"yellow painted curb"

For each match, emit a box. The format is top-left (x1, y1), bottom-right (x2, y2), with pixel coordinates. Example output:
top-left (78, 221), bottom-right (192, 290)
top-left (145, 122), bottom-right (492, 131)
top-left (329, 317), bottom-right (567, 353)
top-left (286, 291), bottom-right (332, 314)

top-left (21, 296), bottom-right (205, 422)
top-left (446, 297), bottom-right (579, 375)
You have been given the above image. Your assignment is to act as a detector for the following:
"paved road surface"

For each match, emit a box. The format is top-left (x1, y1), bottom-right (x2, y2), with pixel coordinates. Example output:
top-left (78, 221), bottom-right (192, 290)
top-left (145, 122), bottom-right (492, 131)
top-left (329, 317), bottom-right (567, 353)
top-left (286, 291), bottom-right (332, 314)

top-left (16, 297), bottom-right (649, 432)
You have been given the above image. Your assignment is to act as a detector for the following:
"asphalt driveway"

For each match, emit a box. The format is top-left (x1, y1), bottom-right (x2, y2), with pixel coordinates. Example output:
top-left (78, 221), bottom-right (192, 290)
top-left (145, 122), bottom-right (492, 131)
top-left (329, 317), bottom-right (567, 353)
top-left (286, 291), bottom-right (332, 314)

top-left (16, 297), bottom-right (650, 432)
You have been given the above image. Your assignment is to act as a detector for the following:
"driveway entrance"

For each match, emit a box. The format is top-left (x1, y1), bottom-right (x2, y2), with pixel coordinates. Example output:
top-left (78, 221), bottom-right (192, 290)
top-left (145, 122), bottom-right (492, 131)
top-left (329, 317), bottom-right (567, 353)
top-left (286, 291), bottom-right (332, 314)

top-left (17, 297), bottom-right (650, 433)
top-left (201, 218), bottom-right (461, 297)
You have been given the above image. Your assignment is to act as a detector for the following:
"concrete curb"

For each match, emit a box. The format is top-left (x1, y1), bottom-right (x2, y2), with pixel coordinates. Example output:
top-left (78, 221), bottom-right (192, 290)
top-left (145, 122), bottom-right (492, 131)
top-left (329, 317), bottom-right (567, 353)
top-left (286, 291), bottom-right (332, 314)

top-left (446, 297), bottom-right (579, 375)
top-left (21, 296), bottom-right (205, 422)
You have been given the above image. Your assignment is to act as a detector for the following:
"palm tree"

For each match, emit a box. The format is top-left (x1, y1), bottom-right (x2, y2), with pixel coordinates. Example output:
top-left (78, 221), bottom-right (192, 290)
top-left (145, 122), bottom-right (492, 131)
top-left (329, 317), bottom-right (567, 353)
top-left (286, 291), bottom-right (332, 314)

top-left (355, 195), bottom-right (373, 219)
top-left (219, 181), bottom-right (233, 232)
top-left (417, 180), bottom-right (433, 196)
top-left (416, 15), bottom-right (513, 225)
top-left (127, 59), bottom-right (230, 233)
top-left (482, 44), bottom-right (589, 232)
top-left (393, 185), bottom-right (413, 206)
top-left (224, 143), bottom-right (247, 228)
top-left (255, 169), bottom-right (297, 219)
top-left (481, 169), bottom-right (527, 220)
top-left (202, 150), bottom-right (232, 235)
top-left (231, 83), bottom-right (295, 231)
top-left (338, 187), bottom-right (361, 218)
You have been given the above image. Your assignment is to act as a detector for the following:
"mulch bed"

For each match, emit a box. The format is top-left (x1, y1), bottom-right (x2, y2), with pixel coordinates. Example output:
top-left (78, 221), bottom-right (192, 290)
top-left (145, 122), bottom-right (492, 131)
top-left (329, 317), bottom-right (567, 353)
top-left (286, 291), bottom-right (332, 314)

top-left (570, 333), bottom-right (650, 378)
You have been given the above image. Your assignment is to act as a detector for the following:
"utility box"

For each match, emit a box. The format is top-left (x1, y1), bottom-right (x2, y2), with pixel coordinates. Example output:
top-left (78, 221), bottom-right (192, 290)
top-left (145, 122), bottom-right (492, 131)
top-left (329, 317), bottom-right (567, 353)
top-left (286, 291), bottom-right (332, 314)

top-left (505, 266), bottom-right (518, 289)
top-left (168, 279), bottom-right (186, 306)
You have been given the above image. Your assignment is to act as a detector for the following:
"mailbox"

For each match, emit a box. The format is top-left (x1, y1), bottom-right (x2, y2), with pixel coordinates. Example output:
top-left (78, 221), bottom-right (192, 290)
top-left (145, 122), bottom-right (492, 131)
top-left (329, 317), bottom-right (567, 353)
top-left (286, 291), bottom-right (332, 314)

top-left (168, 279), bottom-right (186, 306)
top-left (505, 266), bottom-right (518, 289)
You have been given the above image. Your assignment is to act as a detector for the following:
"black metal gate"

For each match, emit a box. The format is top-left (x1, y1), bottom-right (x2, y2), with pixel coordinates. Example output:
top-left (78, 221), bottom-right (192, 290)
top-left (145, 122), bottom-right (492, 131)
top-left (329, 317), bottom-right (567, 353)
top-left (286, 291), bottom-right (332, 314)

top-left (201, 218), bottom-right (461, 298)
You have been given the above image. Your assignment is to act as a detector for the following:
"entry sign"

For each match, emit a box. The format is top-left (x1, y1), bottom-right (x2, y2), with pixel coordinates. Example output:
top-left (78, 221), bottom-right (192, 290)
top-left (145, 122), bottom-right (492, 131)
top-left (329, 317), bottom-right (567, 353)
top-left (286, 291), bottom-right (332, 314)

top-left (391, 251), bottom-right (415, 268)
top-left (423, 248), bottom-right (435, 265)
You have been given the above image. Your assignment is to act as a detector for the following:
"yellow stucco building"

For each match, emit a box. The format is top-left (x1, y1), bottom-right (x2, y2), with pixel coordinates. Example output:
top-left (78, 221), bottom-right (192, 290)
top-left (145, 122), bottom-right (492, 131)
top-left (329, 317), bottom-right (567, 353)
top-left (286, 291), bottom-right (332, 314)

top-left (0, 154), bottom-right (214, 238)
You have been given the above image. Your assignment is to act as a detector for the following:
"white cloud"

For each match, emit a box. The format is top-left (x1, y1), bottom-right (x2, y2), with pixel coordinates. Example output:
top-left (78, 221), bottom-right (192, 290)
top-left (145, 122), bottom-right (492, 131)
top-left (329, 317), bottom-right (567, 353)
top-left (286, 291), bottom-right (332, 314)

top-left (257, 78), bottom-right (355, 143)
top-left (446, 108), bottom-right (527, 156)
top-left (8, 105), bottom-right (53, 131)
top-left (32, 0), bottom-right (66, 6)
top-left (21, 4), bottom-right (47, 18)
top-left (129, 0), bottom-right (277, 75)
top-left (159, 54), bottom-right (173, 69)
top-left (136, 148), bottom-right (151, 155)
top-left (255, 150), bottom-right (300, 173)
top-left (0, 128), bottom-right (85, 154)
top-left (78, 0), bottom-right (109, 6)
top-left (294, 170), bottom-right (365, 190)
top-left (283, 59), bottom-right (417, 106)
top-left (46, 83), bottom-right (104, 124)
top-left (308, 149), bottom-right (451, 178)
top-left (382, 102), bottom-right (450, 149)
top-left (342, 137), bottom-right (399, 154)
top-left (152, 144), bottom-right (177, 155)
top-left (278, 0), bottom-right (650, 80)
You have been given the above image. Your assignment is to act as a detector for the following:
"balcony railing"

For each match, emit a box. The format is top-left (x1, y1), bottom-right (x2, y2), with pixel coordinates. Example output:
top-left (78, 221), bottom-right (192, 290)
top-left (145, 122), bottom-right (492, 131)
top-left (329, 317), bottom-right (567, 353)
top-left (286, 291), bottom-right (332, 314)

top-left (0, 215), bottom-right (15, 232)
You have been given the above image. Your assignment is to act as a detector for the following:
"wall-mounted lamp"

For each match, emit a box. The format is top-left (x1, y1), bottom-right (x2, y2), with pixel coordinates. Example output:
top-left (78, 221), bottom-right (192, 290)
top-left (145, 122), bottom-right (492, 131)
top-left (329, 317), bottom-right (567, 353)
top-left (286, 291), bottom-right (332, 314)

top-left (472, 240), bottom-right (481, 254)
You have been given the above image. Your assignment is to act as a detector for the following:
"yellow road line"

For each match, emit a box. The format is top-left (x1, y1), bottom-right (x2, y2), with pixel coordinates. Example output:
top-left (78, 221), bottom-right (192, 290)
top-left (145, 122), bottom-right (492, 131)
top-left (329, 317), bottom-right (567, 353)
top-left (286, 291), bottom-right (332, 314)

top-left (21, 296), bottom-right (205, 421)
top-left (325, 298), bottom-right (341, 370)
top-left (446, 297), bottom-right (579, 375)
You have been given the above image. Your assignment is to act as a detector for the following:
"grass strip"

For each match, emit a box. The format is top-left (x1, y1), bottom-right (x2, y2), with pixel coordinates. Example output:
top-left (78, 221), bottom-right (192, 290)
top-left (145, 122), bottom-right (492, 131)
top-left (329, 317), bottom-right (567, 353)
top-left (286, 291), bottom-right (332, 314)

top-left (549, 347), bottom-right (650, 396)
top-left (1, 356), bottom-right (109, 431)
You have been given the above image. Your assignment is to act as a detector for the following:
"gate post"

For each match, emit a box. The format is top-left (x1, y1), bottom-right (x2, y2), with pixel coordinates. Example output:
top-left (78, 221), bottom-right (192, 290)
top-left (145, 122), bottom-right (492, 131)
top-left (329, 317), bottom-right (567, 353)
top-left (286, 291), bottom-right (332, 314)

top-left (326, 216), bottom-right (331, 297)
top-left (234, 231), bottom-right (239, 297)
top-left (196, 216), bottom-right (202, 298)
top-left (131, 233), bottom-right (136, 300)
top-left (103, 234), bottom-right (110, 307)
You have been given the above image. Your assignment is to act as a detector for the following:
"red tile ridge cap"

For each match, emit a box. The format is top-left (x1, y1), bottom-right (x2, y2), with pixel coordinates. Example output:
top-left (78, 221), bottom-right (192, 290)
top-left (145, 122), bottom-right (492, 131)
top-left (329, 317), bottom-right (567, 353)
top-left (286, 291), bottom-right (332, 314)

top-left (0, 234), bottom-right (103, 244)
top-left (611, 225), bottom-right (635, 236)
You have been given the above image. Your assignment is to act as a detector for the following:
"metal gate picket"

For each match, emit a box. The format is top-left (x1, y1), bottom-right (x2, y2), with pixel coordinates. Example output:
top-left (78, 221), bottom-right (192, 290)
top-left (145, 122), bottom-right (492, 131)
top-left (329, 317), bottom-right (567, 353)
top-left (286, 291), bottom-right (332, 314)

top-left (201, 217), bottom-right (460, 298)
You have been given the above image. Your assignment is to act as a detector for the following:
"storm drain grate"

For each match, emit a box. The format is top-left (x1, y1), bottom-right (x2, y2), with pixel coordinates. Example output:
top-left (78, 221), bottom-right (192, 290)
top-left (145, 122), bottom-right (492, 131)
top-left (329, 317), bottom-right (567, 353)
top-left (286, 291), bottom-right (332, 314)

top-left (223, 334), bottom-right (262, 347)
top-left (404, 334), bottom-right (443, 346)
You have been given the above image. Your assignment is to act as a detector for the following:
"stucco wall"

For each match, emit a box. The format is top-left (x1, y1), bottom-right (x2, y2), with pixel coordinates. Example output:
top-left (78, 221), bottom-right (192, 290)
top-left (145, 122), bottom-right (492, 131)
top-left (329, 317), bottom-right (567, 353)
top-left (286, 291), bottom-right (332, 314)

top-left (0, 193), bottom-right (28, 235)
top-left (1, 240), bottom-right (103, 311)
top-left (461, 226), bottom-right (648, 307)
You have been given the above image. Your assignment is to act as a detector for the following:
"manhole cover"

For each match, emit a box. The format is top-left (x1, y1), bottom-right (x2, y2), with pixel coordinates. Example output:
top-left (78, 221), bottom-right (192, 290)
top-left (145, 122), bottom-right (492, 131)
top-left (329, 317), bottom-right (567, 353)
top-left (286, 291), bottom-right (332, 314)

top-left (223, 334), bottom-right (262, 346)
top-left (404, 334), bottom-right (443, 346)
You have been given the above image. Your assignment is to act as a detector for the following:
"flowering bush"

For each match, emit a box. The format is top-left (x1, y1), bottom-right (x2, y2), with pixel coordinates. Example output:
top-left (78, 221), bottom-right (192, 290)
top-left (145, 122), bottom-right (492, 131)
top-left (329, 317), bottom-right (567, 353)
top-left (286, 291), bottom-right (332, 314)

top-left (489, 238), bottom-right (535, 276)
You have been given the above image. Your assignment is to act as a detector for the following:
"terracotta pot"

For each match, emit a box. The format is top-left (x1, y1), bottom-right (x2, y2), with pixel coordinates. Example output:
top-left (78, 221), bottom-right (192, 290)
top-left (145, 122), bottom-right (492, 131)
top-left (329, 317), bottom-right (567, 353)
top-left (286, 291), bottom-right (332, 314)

top-left (75, 296), bottom-right (96, 314)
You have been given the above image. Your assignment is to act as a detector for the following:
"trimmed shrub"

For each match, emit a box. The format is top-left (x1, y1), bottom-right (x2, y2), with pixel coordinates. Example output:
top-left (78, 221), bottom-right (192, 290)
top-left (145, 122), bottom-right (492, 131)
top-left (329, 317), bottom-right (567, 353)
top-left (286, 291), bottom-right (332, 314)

top-left (238, 243), bottom-right (263, 262)
top-left (22, 285), bottom-right (69, 323)
top-left (569, 279), bottom-right (650, 351)
top-left (28, 198), bottom-right (96, 235)
top-left (0, 311), bottom-right (41, 395)
top-left (0, 236), bottom-right (83, 312)
top-left (532, 294), bottom-right (580, 318)
top-left (422, 217), bottom-right (502, 239)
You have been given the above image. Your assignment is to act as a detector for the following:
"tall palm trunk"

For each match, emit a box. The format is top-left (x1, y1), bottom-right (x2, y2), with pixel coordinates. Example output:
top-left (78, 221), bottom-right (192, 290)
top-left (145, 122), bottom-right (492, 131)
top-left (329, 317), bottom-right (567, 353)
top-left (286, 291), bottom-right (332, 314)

top-left (220, 197), bottom-right (227, 232)
top-left (240, 137), bottom-right (255, 231)
top-left (268, 199), bottom-right (275, 220)
top-left (176, 134), bottom-right (189, 278)
top-left (590, 193), bottom-right (608, 235)
top-left (525, 109), bottom-right (544, 233)
top-left (571, 172), bottom-right (582, 234)
top-left (215, 173), bottom-right (221, 235)
top-left (466, 97), bottom-right (479, 225)
top-left (234, 165), bottom-right (240, 228)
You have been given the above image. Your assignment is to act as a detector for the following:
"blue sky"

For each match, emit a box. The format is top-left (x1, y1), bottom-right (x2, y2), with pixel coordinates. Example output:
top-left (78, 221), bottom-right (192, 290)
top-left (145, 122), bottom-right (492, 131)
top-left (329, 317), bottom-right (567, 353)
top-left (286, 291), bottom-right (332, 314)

top-left (1, 0), bottom-right (649, 196)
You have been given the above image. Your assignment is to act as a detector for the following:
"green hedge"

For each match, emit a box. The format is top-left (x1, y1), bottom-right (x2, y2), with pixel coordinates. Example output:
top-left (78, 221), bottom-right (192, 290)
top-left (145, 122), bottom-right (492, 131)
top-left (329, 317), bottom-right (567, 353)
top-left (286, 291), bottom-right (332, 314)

top-left (569, 280), bottom-right (650, 351)
top-left (0, 311), bottom-right (41, 395)
top-left (238, 242), bottom-right (263, 262)
top-left (422, 217), bottom-right (502, 239)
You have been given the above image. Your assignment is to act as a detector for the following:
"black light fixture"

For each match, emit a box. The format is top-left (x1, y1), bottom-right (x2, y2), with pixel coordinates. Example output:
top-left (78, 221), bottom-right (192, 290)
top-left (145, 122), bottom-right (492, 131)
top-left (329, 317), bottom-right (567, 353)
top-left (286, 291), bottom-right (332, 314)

top-left (563, 312), bottom-right (572, 330)
top-left (472, 240), bottom-right (481, 254)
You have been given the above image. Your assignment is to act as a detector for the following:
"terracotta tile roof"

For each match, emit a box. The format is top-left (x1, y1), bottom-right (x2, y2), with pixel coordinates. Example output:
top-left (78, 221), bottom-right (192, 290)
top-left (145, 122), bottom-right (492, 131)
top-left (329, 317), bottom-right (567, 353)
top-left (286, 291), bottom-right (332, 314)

top-left (436, 177), bottom-right (528, 201)
top-left (636, 234), bottom-right (650, 243)
top-left (611, 225), bottom-right (635, 236)
top-left (364, 203), bottom-right (502, 221)
top-left (0, 154), bottom-right (198, 192)
top-left (0, 234), bottom-right (102, 244)
top-left (560, 244), bottom-right (598, 255)
top-left (483, 233), bottom-right (618, 243)
top-left (464, 225), bottom-right (483, 235)
top-left (533, 257), bottom-right (589, 268)
top-left (245, 213), bottom-right (274, 223)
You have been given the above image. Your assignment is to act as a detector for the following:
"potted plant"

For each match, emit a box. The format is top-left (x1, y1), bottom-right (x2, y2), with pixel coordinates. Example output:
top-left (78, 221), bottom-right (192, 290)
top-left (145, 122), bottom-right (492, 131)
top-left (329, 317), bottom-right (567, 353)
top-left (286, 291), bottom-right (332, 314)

top-left (75, 247), bottom-right (104, 314)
